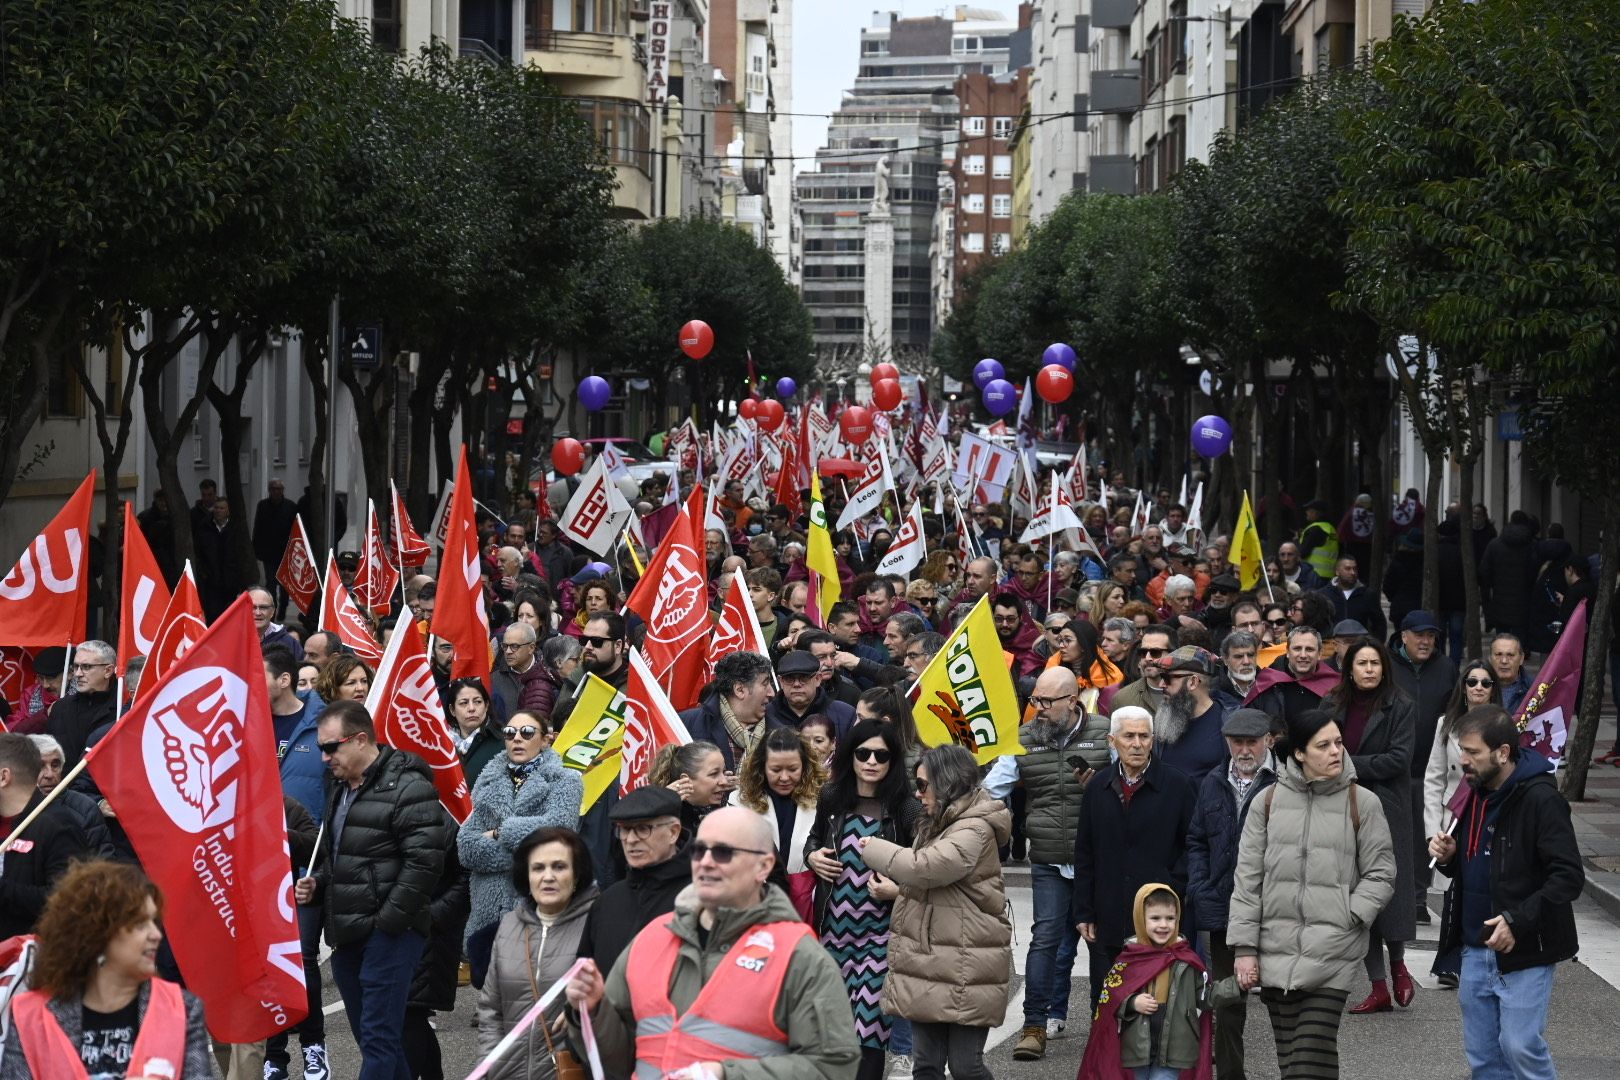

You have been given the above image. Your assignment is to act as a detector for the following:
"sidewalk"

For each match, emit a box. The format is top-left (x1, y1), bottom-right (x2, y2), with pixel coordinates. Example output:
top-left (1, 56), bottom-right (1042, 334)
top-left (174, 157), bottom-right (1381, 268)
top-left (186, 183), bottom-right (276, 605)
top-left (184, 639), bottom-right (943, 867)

top-left (1571, 707), bottom-right (1620, 920)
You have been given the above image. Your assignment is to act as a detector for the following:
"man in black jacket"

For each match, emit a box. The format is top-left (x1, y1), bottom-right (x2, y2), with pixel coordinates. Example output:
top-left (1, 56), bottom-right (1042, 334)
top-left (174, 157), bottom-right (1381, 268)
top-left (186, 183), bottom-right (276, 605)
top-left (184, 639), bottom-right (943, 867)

top-left (1390, 609), bottom-right (1458, 923)
top-left (0, 734), bottom-right (86, 938)
top-left (295, 699), bottom-right (446, 1080)
top-left (1431, 705), bottom-right (1582, 1080)
top-left (45, 639), bottom-right (118, 768)
top-left (577, 786), bottom-right (690, 970)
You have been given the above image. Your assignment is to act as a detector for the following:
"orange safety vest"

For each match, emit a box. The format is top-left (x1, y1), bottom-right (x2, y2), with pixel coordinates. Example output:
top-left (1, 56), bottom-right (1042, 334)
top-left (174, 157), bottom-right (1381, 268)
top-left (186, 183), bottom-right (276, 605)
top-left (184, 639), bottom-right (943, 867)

top-left (626, 913), bottom-right (812, 1080)
top-left (12, 978), bottom-right (188, 1080)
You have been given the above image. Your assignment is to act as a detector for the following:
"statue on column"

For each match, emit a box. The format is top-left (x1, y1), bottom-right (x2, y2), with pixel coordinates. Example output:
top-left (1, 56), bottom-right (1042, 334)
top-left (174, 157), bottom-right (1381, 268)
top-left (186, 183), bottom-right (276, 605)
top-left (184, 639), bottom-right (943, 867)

top-left (871, 154), bottom-right (891, 213)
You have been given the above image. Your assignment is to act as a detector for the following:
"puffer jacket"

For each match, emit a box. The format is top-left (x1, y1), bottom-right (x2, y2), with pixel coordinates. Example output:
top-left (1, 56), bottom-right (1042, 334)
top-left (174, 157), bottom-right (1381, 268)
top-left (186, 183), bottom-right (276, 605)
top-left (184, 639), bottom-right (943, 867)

top-left (315, 747), bottom-right (448, 946)
top-left (458, 750), bottom-right (585, 940)
top-left (478, 887), bottom-right (599, 1080)
top-left (862, 789), bottom-right (1013, 1028)
top-left (1227, 756), bottom-right (1396, 993)
top-left (1186, 756), bottom-right (1276, 931)
top-left (575, 884), bottom-right (860, 1080)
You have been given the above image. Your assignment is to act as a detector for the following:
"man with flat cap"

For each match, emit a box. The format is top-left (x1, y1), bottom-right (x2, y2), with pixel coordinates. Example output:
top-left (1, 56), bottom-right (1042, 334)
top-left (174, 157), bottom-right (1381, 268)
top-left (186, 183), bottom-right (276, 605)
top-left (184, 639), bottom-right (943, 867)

top-left (1186, 708), bottom-right (1277, 1080)
top-left (577, 785), bottom-right (692, 970)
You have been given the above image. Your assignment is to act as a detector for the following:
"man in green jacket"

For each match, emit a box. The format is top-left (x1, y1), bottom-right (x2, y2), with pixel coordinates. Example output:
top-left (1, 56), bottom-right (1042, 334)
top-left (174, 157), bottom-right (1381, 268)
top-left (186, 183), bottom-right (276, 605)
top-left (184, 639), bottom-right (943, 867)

top-left (567, 807), bottom-right (859, 1079)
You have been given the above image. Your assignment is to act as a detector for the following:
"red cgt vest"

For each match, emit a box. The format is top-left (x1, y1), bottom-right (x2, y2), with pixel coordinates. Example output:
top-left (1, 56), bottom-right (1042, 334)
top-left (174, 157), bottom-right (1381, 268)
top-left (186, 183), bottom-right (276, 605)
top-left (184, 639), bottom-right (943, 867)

top-left (12, 978), bottom-right (187, 1080)
top-left (626, 914), bottom-right (812, 1080)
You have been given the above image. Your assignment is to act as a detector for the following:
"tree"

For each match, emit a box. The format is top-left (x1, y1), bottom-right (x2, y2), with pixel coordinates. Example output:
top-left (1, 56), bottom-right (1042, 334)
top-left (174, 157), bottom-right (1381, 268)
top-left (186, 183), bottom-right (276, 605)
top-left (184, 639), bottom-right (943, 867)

top-left (1337, 0), bottom-right (1620, 799)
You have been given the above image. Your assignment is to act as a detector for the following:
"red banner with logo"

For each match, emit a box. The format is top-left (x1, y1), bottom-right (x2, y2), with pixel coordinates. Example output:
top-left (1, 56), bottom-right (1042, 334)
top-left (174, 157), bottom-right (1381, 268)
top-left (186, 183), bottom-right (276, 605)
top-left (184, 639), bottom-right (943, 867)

top-left (0, 473), bottom-right (94, 647)
top-left (85, 595), bottom-right (307, 1042)
top-left (625, 487), bottom-right (709, 710)
top-left (276, 514), bottom-right (321, 617)
top-left (147, 566), bottom-right (208, 683)
top-left (364, 620), bottom-right (473, 822)
top-left (318, 554), bottom-right (383, 667)
top-left (430, 448), bottom-right (492, 684)
top-left (118, 501), bottom-right (172, 668)
top-left (705, 568), bottom-right (770, 685)
top-left (353, 499), bottom-right (400, 617)
top-left (389, 481), bottom-right (431, 571)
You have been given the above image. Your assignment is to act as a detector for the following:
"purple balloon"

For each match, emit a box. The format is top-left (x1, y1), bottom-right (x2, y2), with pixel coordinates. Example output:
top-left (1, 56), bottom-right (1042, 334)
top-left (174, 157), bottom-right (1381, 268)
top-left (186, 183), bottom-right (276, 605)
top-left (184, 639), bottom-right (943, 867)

top-left (579, 375), bottom-right (612, 412)
top-left (586, 561), bottom-right (612, 576)
top-left (1191, 414), bottom-right (1234, 457)
top-left (982, 378), bottom-right (1017, 416)
top-left (972, 358), bottom-right (1005, 389)
top-left (1043, 342), bottom-right (1077, 371)
top-left (776, 377), bottom-right (798, 398)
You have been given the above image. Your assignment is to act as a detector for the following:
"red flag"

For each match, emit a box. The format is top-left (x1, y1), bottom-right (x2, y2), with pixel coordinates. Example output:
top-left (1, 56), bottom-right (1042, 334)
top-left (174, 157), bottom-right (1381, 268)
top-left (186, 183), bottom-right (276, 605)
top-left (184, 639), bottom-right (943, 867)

top-left (0, 648), bottom-right (33, 713)
top-left (119, 501), bottom-right (171, 667)
top-left (620, 648), bottom-right (695, 794)
top-left (85, 595), bottom-right (307, 1041)
top-left (354, 500), bottom-right (399, 617)
top-left (625, 488), bottom-right (710, 710)
top-left (430, 447), bottom-right (492, 684)
top-left (389, 481), bottom-right (431, 570)
top-left (276, 515), bottom-right (321, 617)
top-left (0, 472), bottom-right (94, 647)
top-left (364, 617), bottom-right (473, 822)
top-left (706, 568), bottom-right (771, 684)
top-left (147, 565), bottom-right (208, 682)
top-left (319, 554), bottom-right (384, 667)
top-left (773, 431), bottom-right (803, 518)
top-left (1515, 598), bottom-right (1585, 767)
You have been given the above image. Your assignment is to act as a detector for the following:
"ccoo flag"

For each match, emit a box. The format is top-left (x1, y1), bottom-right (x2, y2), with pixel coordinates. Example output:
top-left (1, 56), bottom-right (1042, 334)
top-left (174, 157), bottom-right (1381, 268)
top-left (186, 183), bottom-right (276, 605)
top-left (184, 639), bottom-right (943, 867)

top-left (908, 595), bottom-right (1023, 764)
top-left (1232, 490), bottom-right (1265, 592)
top-left (552, 673), bottom-right (628, 815)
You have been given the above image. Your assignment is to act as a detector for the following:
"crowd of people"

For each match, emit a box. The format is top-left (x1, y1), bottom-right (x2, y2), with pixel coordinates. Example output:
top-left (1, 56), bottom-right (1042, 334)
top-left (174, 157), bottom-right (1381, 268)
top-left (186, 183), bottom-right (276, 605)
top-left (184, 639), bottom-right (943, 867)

top-left (0, 453), bottom-right (1604, 1080)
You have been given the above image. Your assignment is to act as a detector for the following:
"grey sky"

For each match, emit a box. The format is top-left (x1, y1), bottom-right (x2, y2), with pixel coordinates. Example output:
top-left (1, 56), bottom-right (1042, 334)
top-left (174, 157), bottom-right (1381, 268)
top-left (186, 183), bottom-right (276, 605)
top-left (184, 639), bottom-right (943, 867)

top-left (792, 2), bottom-right (1012, 170)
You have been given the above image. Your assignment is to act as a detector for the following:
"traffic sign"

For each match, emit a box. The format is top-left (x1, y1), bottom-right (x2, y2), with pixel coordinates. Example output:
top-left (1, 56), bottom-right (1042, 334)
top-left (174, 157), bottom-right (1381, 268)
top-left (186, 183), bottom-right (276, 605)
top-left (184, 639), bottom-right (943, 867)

top-left (347, 325), bottom-right (381, 370)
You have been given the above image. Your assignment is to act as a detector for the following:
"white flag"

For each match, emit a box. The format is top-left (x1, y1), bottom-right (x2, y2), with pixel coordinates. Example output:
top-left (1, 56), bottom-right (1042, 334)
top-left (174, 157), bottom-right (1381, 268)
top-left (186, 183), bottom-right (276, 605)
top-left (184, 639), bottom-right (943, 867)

top-left (559, 455), bottom-right (634, 556)
top-left (599, 441), bottom-right (632, 481)
top-left (836, 436), bottom-right (896, 530)
top-left (876, 497), bottom-right (927, 578)
top-left (1022, 473), bottom-right (1086, 544)
top-left (1187, 481), bottom-right (1206, 543)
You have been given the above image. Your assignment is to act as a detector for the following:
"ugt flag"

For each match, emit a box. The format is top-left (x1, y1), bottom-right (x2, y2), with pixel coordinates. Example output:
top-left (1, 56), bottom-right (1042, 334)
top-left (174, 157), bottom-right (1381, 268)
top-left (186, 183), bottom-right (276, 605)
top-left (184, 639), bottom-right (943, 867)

top-left (85, 595), bottom-right (307, 1041)
top-left (0, 472), bottom-right (94, 647)
top-left (365, 619), bottom-right (473, 822)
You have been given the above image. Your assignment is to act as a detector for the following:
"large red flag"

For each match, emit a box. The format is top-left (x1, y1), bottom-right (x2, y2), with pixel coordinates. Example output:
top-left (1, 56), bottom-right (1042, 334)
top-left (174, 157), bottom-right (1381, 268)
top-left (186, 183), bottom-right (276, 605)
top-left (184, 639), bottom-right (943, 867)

top-left (364, 617), bottom-right (473, 822)
top-left (275, 515), bottom-right (321, 617)
top-left (118, 501), bottom-right (171, 667)
top-left (147, 564), bottom-right (208, 683)
top-left (430, 448), bottom-right (492, 684)
top-left (318, 554), bottom-right (383, 667)
top-left (0, 472), bottom-right (94, 647)
top-left (705, 568), bottom-right (772, 684)
top-left (389, 481), bottom-right (431, 571)
top-left (353, 500), bottom-right (399, 617)
top-left (1516, 598), bottom-right (1586, 767)
top-left (85, 595), bottom-right (307, 1041)
top-left (620, 647), bottom-right (694, 794)
top-left (625, 487), bottom-right (710, 710)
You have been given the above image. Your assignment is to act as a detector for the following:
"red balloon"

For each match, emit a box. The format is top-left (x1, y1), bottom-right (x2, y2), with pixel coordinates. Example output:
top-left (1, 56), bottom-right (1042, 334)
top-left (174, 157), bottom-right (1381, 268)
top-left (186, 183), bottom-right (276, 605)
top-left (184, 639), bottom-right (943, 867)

top-left (870, 363), bottom-right (899, 386)
top-left (552, 438), bottom-right (585, 476)
top-left (756, 399), bottom-right (785, 432)
top-left (840, 405), bottom-right (874, 445)
top-left (872, 378), bottom-right (903, 412)
top-left (1035, 364), bottom-right (1075, 404)
top-left (738, 398), bottom-right (759, 420)
top-left (679, 320), bottom-right (714, 360)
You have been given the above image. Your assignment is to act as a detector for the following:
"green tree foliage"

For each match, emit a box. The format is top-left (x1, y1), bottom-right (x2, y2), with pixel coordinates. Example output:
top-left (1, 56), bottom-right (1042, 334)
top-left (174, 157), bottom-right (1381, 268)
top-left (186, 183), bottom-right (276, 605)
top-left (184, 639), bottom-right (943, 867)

top-left (1337, 0), bottom-right (1620, 798)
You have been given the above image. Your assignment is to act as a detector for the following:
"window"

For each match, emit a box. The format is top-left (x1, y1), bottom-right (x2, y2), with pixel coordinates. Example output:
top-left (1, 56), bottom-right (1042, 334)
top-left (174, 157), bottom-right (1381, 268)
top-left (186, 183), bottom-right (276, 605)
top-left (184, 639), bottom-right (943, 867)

top-left (1143, 29), bottom-right (1161, 94)
top-left (574, 98), bottom-right (652, 176)
top-left (963, 193), bottom-right (985, 214)
top-left (964, 154), bottom-right (985, 175)
top-left (1165, 116), bottom-right (1187, 186)
top-left (993, 154), bottom-right (1012, 179)
top-left (991, 194), bottom-right (1011, 218)
top-left (963, 233), bottom-right (985, 253)
top-left (1171, 1), bottom-right (1189, 74)
top-left (992, 116), bottom-right (1014, 139)
top-left (372, 0), bottom-right (400, 51)
top-left (962, 116), bottom-right (986, 136)
top-left (992, 233), bottom-right (1011, 254)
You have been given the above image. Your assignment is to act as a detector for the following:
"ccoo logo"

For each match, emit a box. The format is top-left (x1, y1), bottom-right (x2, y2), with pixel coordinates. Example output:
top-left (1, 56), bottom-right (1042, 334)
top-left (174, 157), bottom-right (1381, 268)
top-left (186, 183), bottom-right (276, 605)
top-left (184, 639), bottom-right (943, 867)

top-left (141, 668), bottom-right (246, 833)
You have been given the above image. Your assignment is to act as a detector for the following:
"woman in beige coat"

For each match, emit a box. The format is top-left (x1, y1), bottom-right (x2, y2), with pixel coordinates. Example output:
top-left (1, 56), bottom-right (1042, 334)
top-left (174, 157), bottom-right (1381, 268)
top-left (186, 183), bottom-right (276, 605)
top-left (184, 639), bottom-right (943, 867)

top-left (861, 744), bottom-right (1012, 1080)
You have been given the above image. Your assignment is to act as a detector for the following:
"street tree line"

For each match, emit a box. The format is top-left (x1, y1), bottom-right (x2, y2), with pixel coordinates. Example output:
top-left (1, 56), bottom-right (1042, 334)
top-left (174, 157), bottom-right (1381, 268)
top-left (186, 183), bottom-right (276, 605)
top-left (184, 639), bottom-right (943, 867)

top-left (937, 0), bottom-right (1620, 799)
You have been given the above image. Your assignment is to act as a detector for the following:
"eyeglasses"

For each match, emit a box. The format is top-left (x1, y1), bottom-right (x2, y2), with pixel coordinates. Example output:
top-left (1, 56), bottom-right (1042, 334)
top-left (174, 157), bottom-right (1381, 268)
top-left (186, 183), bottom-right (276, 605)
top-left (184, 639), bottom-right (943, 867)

top-left (1464, 677), bottom-right (1494, 688)
top-left (1138, 648), bottom-right (1168, 658)
top-left (1029, 693), bottom-right (1075, 710)
top-left (71, 662), bottom-right (112, 672)
top-left (689, 840), bottom-right (770, 865)
top-left (913, 777), bottom-right (930, 794)
top-left (854, 747), bottom-right (892, 764)
top-left (582, 635), bottom-right (621, 647)
top-left (1267, 618), bottom-right (1291, 628)
top-left (317, 732), bottom-right (362, 755)
top-left (903, 651), bottom-right (924, 661)
top-left (503, 725), bottom-right (541, 741)
top-left (614, 820), bottom-right (675, 840)
top-left (501, 641), bottom-right (534, 651)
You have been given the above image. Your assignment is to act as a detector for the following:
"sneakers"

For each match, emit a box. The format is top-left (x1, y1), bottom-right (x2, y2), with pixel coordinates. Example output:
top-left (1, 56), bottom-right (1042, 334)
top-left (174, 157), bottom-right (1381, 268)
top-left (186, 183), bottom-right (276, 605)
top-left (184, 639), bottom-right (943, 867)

top-left (302, 1044), bottom-right (330, 1080)
top-left (1047, 1017), bottom-right (1067, 1039)
top-left (885, 1052), bottom-right (913, 1078)
top-left (264, 1062), bottom-right (288, 1080)
top-left (1013, 1025), bottom-right (1048, 1060)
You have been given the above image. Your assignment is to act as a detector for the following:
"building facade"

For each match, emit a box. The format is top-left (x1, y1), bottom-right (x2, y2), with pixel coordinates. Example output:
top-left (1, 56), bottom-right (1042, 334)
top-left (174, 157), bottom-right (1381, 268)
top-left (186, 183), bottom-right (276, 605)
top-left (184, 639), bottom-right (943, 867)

top-left (949, 69), bottom-right (1028, 307)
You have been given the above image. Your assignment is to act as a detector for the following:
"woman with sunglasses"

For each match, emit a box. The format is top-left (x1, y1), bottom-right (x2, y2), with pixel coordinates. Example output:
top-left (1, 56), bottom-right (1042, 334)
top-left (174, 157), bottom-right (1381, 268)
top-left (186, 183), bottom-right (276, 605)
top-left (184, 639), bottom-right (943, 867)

top-left (457, 711), bottom-right (583, 985)
top-left (731, 727), bottom-right (827, 922)
top-left (448, 677), bottom-right (505, 789)
top-left (805, 719), bottom-right (923, 1080)
top-left (859, 744), bottom-right (1013, 1080)
top-left (1422, 661), bottom-right (1500, 987)
top-left (314, 654), bottom-right (373, 704)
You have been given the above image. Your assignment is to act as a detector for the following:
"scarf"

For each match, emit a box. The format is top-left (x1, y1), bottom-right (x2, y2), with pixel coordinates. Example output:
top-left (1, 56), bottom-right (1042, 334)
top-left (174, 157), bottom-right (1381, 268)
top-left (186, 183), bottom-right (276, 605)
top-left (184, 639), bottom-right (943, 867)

top-left (719, 697), bottom-right (764, 759)
top-left (507, 755), bottom-right (545, 790)
top-left (1078, 938), bottom-right (1213, 1080)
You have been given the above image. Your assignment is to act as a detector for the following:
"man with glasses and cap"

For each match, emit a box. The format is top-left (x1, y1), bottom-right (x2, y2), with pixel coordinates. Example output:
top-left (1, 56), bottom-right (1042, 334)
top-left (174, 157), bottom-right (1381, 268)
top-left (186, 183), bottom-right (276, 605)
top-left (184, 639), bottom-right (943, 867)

top-left (765, 650), bottom-right (855, 741)
top-left (577, 786), bottom-right (693, 970)
top-left (567, 807), bottom-right (859, 1080)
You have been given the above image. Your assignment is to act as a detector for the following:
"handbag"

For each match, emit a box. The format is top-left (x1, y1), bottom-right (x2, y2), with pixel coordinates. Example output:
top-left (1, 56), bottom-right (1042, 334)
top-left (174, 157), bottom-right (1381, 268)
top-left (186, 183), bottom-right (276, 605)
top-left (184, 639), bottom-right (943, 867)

top-left (526, 925), bottom-right (586, 1080)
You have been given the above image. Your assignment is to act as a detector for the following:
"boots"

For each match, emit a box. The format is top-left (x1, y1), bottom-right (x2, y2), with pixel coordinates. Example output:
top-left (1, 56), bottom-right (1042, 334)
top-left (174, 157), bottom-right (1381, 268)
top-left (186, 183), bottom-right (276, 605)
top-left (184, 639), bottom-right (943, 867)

top-left (1349, 980), bottom-right (1394, 1014)
top-left (1392, 963), bottom-right (1417, 1007)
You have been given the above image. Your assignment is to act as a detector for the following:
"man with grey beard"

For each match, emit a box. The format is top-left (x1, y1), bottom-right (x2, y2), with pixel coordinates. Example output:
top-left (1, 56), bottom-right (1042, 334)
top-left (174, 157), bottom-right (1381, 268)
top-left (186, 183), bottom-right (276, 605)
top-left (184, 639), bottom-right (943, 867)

top-left (984, 667), bottom-right (1113, 1059)
top-left (1152, 646), bottom-right (1230, 785)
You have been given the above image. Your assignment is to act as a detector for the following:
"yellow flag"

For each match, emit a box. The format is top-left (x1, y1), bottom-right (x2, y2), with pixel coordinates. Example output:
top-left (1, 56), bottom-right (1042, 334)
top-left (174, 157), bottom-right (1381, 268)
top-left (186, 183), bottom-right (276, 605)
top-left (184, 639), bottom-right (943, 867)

top-left (1233, 490), bottom-right (1265, 591)
top-left (551, 673), bottom-right (627, 815)
top-left (806, 471), bottom-right (841, 615)
top-left (910, 595), bottom-right (1023, 764)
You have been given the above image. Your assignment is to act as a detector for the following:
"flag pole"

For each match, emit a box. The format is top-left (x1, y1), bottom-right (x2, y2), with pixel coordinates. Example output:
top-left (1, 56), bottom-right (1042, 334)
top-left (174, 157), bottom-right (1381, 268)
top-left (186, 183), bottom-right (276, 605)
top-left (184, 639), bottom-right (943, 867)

top-left (0, 756), bottom-right (92, 855)
top-left (302, 818), bottom-right (327, 881)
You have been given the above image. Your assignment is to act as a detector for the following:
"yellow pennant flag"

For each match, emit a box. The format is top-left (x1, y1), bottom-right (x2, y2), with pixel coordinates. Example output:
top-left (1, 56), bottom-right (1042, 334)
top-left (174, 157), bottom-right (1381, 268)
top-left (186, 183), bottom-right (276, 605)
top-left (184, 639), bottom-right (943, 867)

top-left (910, 595), bottom-right (1024, 764)
top-left (1233, 490), bottom-right (1265, 592)
top-left (806, 471), bottom-right (841, 615)
top-left (551, 673), bottom-right (627, 814)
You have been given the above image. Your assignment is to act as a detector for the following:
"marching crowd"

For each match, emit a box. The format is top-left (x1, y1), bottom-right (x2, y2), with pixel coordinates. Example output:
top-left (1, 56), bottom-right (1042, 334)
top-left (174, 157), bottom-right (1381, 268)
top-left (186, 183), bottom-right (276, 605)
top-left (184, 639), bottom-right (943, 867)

top-left (0, 454), bottom-right (1605, 1080)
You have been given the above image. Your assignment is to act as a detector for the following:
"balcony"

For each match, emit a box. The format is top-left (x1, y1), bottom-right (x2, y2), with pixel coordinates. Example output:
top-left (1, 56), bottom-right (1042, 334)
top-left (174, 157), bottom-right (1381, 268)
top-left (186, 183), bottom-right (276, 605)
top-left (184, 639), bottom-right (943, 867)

top-left (1091, 70), bottom-right (1143, 114)
top-left (525, 31), bottom-right (644, 96)
top-left (1092, 0), bottom-right (1137, 30)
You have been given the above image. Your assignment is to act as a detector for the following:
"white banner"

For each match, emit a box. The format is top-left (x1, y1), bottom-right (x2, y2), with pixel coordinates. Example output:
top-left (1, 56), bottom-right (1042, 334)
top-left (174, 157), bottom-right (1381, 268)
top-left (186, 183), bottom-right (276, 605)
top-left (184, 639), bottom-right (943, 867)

top-left (559, 456), bottom-right (633, 556)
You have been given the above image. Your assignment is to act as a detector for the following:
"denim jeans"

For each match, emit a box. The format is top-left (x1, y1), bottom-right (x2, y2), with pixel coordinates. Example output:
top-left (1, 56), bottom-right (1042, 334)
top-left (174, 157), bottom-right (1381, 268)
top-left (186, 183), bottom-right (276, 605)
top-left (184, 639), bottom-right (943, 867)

top-left (1131, 1069), bottom-right (1181, 1080)
top-left (330, 928), bottom-right (427, 1080)
top-left (889, 1016), bottom-right (913, 1056)
top-left (1459, 946), bottom-right (1558, 1080)
top-left (1023, 864), bottom-right (1079, 1025)
top-left (267, 903), bottom-right (326, 1070)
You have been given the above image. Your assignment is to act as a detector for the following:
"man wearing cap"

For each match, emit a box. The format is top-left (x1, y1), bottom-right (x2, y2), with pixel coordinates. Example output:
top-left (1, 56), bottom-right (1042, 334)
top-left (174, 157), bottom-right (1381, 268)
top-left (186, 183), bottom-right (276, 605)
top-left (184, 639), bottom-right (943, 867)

top-left (764, 651), bottom-right (855, 741)
top-left (1145, 545), bottom-right (1210, 608)
top-left (1332, 618), bottom-right (1370, 658)
top-left (1316, 555), bottom-right (1387, 641)
top-left (1154, 647), bottom-right (1231, 785)
top-left (1186, 709), bottom-right (1277, 1080)
top-left (1390, 609), bottom-right (1457, 923)
top-left (578, 786), bottom-right (693, 970)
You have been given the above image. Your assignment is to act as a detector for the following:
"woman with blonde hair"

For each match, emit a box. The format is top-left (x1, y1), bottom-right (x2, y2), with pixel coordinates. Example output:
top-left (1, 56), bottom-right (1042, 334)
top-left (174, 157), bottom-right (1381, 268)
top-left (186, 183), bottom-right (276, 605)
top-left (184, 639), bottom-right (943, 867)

top-left (1087, 581), bottom-right (1128, 625)
top-left (731, 726), bottom-right (826, 921)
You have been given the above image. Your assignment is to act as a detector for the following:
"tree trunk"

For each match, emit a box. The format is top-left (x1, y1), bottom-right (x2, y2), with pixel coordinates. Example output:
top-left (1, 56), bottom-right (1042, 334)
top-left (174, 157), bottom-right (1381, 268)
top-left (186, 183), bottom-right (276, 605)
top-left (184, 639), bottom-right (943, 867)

top-left (1457, 454), bottom-right (1482, 658)
top-left (299, 334), bottom-right (331, 554)
top-left (205, 332), bottom-right (267, 591)
top-left (1421, 448), bottom-right (1445, 615)
top-left (337, 361), bottom-right (395, 521)
top-left (0, 290), bottom-right (72, 511)
top-left (67, 330), bottom-right (142, 647)
top-left (1560, 492), bottom-right (1620, 802)
top-left (135, 312), bottom-right (217, 568)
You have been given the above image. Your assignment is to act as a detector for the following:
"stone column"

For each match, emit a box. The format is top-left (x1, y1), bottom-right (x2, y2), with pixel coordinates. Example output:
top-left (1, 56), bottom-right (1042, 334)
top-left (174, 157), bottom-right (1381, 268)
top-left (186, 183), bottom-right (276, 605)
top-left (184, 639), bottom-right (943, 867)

top-left (863, 208), bottom-right (894, 366)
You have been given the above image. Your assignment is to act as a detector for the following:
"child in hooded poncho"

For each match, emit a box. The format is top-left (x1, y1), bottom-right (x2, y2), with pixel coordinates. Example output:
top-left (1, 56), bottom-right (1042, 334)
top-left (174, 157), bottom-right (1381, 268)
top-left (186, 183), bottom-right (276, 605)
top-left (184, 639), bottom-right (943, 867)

top-left (1078, 883), bottom-right (1241, 1080)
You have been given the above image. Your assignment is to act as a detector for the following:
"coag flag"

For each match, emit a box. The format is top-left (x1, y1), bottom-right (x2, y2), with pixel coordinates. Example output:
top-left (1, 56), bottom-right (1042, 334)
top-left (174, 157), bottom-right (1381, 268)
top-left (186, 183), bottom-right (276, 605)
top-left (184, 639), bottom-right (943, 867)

top-left (431, 447), bottom-right (492, 684)
top-left (909, 595), bottom-right (1023, 764)
top-left (0, 472), bottom-right (93, 647)
top-left (365, 616), bottom-right (472, 822)
top-left (276, 514), bottom-right (321, 617)
top-left (552, 673), bottom-right (628, 815)
top-left (1232, 491), bottom-right (1265, 592)
top-left (805, 472), bottom-right (841, 625)
top-left (118, 501), bottom-right (171, 666)
top-left (86, 596), bottom-right (307, 1041)
top-left (620, 648), bottom-right (694, 794)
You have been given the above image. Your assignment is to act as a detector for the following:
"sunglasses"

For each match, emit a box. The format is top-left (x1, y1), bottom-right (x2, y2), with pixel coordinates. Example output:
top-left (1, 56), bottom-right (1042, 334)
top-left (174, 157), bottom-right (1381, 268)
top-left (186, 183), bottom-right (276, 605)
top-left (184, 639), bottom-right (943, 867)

top-left (1464, 677), bottom-right (1494, 688)
top-left (1138, 648), bottom-right (1168, 658)
top-left (582, 635), bottom-right (621, 647)
top-left (913, 777), bottom-right (930, 794)
top-left (854, 747), bottom-right (892, 764)
top-left (318, 732), bottom-right (362, 755)
top-left (689, 840), bottom-right (770, 865)
top-left (503, 725), bottom-right (542, 740)
top-left (1267, 618), bottom-right (1291, 628)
